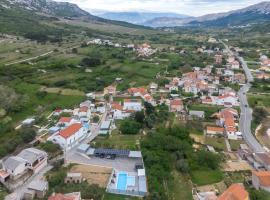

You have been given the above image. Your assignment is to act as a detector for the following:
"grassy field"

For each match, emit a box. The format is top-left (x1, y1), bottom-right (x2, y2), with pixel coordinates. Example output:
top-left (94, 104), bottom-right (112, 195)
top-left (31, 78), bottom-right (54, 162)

top-left (205, 137), bottom-right (226, 151)
top-left (248, 94), bottom-right (270, 108)
top-left (91, 130), bottom-right (141, 150)
top-left (103, 193), bottom-right (141, 200)
top-left (188, 104), bottom-right (222, 119)
top-left (191, 169), bottom-right (224, 186)
top-left (229, 140), bottom-right (245, 151)
top-left (167, 171), bottom-right (193, 200)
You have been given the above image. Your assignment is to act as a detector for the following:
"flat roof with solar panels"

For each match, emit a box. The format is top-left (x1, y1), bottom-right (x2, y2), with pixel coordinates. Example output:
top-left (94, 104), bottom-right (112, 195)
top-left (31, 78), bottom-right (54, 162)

top-left (84, 148), bottom-right (142, 158)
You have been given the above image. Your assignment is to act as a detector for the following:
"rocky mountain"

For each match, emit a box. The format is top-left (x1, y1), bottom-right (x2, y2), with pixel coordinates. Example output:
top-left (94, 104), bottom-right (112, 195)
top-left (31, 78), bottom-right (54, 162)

top-left (146, 1), bottom-right (270, 27)
top-left (96, 11), bottom-right (190, 25)
top-left (2, 0), bottom-right (98, 19)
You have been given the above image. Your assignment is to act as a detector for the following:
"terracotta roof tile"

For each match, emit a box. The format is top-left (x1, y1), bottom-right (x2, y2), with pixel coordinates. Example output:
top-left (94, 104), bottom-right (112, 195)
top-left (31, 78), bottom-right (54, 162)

top-left (207, 126), bottom-right (225, 133)
top-left (59, 123), bottom-right (82, 139)
top-left (253, 171), bottom-right (270, 187)
top-left (170, 99), bottom-right (183, 106)
top-left (58, 117), bottom-right (72, 123)
top-left (217, 184), bottom-right (248, 200)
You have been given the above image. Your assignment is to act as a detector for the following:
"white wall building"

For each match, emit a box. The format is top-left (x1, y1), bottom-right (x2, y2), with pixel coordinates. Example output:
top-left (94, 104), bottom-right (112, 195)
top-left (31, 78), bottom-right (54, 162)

top-left (123, 99), bottom-right (142, 111)
top-left (48, 123), bottom-right (88, 150)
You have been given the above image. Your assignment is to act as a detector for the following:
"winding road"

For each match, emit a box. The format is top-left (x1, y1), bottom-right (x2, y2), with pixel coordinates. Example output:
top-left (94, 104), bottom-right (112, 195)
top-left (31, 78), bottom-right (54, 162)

top-left (221, 40), bottom-right (265, 153)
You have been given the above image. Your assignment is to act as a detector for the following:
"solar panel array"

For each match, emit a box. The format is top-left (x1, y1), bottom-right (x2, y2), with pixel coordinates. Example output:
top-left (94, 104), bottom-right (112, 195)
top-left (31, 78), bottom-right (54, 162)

top-left (94, 148), bottom-right (130, 156)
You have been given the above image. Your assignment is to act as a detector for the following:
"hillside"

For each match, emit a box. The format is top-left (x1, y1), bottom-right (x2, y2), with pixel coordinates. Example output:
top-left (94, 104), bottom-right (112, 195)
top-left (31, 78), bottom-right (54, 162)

top-left (146, 1), bottom-right (270, 27)
top-left (0, 0), bottom-right (152, 41)
top-left (190, 1), bottom-right (270, 27)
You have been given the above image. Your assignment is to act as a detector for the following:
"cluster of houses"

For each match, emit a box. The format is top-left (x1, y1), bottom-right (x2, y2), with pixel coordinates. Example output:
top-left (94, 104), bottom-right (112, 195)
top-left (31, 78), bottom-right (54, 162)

top-left (0, 148), bottom-right (48, 191)
top-left (47, 101), bottom-right (93, 150)
top-left (206, 108), bottom-right (241, 140)
top-left (136, 43), bottom-right (156, 57)
top-left (87, 38), bottom-right (156, 57)
top-left (255, 54), bottom-right (270, 80)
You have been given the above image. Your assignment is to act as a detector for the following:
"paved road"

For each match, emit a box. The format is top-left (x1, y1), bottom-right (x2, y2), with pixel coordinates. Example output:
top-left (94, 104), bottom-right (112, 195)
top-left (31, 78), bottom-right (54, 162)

top-left (221, 40), bottom-right (264, 153)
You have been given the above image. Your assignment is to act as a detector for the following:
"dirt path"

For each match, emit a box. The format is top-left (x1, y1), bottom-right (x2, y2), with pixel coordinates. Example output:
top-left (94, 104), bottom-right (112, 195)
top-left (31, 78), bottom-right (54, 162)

top-left (4, 51), bottom-right (54, 66)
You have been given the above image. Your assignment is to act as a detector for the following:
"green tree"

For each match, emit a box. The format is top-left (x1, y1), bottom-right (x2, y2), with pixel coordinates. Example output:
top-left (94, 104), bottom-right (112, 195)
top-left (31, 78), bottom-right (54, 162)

top-left (120, 119), bottom-right (141, 135)
top-left (134, 111), bottom-right (145, 124)
top-left (20, 128), bottom-right (36, 143)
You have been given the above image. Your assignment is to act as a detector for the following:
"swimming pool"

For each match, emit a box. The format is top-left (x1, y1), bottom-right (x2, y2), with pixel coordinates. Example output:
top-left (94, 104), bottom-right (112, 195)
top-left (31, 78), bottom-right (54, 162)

top-left (117, 172), bottom-right (127, 190)
top-left (117, 172), bottom-right (136, 191)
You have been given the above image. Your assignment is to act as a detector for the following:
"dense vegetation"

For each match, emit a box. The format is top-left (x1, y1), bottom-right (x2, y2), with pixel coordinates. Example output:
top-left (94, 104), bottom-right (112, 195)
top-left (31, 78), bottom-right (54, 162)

top-left (139, 104), bottom-right (222, 200)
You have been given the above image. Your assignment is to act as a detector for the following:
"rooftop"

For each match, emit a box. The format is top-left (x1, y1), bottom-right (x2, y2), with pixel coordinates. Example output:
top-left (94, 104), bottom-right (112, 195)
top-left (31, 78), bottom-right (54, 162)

top-left (59, 123), bottom-right (82, 139)
top-left (217, 184), bottom-right (248, 200)
top-left (253, 171), bottom-right (270, 187)
top-left (28, 180), bottom-right (48, 191)
top-left (58, 117), bottom-right (72, 123)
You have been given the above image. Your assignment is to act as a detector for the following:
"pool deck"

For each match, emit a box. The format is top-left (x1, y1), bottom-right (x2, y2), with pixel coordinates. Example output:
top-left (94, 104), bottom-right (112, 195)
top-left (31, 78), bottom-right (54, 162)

top-left (107, 169), bottom-right (144, 197)
top-left (67, 151), bottom-right (142, 172)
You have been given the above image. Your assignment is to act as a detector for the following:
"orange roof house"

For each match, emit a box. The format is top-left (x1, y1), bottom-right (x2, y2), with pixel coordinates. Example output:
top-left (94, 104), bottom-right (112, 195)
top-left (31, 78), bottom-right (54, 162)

top-left (252, 171), bottom-right (270, 191)
top-left (128, 87), bottom-right (147, 95)
top-left (217, 184), bottom-right (249, 200)
top-left (111, 102), bottom-right (123, 111)
top-left (206, 126), bottom-right (225, 136)
top-left (59, 123), bottom-right (82, 139)
top-left (170, 99), bottom-right (183, 112)
top-left (58, 117), bottom-right (72, 124)
top-left (48, 192), bottom-right (81, 200)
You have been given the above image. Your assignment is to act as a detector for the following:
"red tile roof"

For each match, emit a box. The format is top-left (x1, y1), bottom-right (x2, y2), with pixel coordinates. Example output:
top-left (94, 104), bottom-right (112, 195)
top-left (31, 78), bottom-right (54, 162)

top-left (128, 87), bottom-right (147, 95)
top-left (217, 184), bottom-right (248, 200)
top-left (58, 117), bottom-right (72, 123)
top-left (48, 193), bottom-right (79, 200)
top-left (170, 99), bottom-right (183, 106)
top-left (111, 103), bottom-right (123, 110)
top-left (253, 171), bottom-right (270, 187)
top-left (207, 126), bottom-right (225, 133)
top-left (59, 123), bottom-right (82, 139)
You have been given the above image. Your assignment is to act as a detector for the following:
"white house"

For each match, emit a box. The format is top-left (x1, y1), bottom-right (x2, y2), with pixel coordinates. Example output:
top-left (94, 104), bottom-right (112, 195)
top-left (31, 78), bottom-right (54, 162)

top-left (1, 148), bottom-right (48, 180)
top-left (224, 69), bottom-right (234, 76)
top-left (57, 117), bottom-right (76, 128)
top-left (2, 156), bottom-right (27, 177)
top-left (76, 106), bottom-right (91, 120)
top-left (231, 60), bottom-right (240, 69)
top-left (111, 103), bottom-right (130, 120)
top-left (48, 123), bottom-right (88, 150)
top-left (123, 99), bottom-right (142, 111)
top-left (16, 148), bottom-right (48, 173)
top-left (215, 95), bottom-right (239, 107)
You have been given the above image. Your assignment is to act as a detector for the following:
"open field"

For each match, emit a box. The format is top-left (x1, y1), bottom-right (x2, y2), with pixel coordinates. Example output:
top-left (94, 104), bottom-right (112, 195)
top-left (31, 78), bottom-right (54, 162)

top-left (248, 94), bottom-right (270, 109)
top-left (205, 137), bottom-right (226, 151)
top-left (103, 193), bottom-right (141, 200)
top-left (167, 171), bottom-right (193, 200)
top-left (91, 130), bottom-right (141, 150)
top-left (188, 104), bottom-right (222, 119)
top-left (70, 164), bottom-right (112, 188)
top-left (40, 86), bottom-right (85, 96)
top-left (191, 170), bottom-right (224, 186)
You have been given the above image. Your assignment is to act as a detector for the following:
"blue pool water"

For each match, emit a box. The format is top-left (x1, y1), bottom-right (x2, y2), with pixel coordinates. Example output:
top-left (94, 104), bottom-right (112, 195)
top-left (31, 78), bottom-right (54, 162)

top-left (117, 172), bottom-right (127, 190)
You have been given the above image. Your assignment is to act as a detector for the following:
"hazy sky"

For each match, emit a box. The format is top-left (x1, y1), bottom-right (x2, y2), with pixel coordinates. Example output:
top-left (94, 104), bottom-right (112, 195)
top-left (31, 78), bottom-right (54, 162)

top-left (56, 0), bottom-right (268, 16)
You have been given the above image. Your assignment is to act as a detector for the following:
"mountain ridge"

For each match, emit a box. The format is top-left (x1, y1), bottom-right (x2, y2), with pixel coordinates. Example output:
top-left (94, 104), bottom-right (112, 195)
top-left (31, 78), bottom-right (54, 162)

top-left (143, 1), bottom-right (270, 27)
top-left (96, 11), bottom-right (191, 25)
